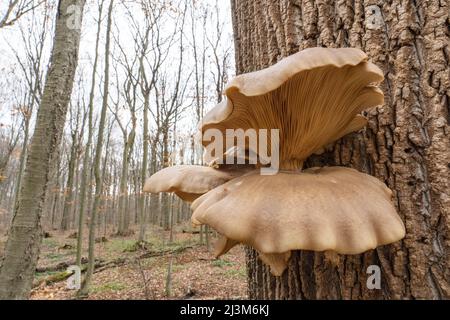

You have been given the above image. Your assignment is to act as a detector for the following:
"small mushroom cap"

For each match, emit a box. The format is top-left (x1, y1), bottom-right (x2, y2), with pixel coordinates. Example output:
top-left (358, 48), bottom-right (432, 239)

top-left (143, 165), bottom-right (252, 203)
top-left (191, 166), bottom-right (405, 256)
top-left (199, 47), bottom-right (384, 162)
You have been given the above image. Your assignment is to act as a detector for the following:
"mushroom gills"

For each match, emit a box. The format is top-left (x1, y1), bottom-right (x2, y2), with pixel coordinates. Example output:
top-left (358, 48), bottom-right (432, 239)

top-left (200, 47), bottom-right (384, 166)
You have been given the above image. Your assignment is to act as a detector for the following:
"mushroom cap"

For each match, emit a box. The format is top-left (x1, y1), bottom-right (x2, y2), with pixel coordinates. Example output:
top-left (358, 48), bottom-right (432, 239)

top-left (191, 166), bottom-right (405, 256)
top-left (199, 47), bottom-right (384, 162)
top-left (143, 165), bottom-right (252, 202)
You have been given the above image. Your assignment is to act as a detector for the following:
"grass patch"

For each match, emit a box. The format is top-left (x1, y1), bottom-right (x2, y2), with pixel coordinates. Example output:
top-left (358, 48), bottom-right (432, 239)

top-left (212, 259), bottom-right (234, 268)
top-left (225, 267), bottom-right (247, 278)
top-left (106, 239), bottom-right (138, 253)
top-left (46, 252), bottom-right (65, 260)
top-left (42, 238), bottom-right (59, 248)
top-left (171, 263), bottom-right (186, 273)
top-left (91, 281), bottom-right (126, 294)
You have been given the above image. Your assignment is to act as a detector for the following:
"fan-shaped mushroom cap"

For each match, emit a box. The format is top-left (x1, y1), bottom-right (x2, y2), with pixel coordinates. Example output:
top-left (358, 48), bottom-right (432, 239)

top-left (143, 165), bottom-right (253, 202)
top-left (199, 47), bottom-right (384, 165)
top-left (191, 166), bottom-right (405, 274)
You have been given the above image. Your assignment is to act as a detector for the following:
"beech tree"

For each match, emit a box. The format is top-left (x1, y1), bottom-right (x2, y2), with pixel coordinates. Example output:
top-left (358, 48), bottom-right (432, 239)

top-left (0, 0), bottom-right (86, 299)
top-left (231, 0), bottom-right (449, 299)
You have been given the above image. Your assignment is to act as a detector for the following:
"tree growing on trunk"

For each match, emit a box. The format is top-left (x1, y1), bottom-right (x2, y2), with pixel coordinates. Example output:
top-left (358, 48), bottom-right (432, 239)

top-left (0, 0), bottom-right (86, 299)
top-left (231, 0), bottom-right (449, 299)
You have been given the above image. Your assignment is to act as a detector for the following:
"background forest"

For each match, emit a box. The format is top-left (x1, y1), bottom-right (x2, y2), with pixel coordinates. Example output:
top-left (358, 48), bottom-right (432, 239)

top-left (0, 0), bottom-right (243, 299)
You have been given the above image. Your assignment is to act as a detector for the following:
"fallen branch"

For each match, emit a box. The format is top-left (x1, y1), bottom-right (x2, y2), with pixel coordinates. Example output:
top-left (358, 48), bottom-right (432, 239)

top-left (137, 245), bottom-right (196, 259)
top-left (182, 229), bottom-right (213, 235)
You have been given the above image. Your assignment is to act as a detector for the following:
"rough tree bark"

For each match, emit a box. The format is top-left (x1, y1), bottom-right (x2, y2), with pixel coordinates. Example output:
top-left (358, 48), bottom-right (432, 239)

top-left (231, 0), bottom-right (449, 299)
top-left (0, 0), bottom-right (86, 299)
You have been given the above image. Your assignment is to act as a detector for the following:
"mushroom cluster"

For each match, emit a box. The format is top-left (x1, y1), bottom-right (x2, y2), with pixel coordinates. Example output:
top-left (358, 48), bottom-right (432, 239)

top-left (144, 47), bottom-right (406, 276)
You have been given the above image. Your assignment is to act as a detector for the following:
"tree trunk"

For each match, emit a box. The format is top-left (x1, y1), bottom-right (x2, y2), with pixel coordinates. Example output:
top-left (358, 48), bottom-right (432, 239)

top-left (231, 0), bottom-right (449, 299)
top-left (117, 129), bottom-right (134, 235)
top-left (78, 0), bottom-right (113, 296)
top-left (0, 0), bottom-right (86, 299)
top-left (161, 129), bottom-right (170, 230)
top-left (76, 0), bottom-right (103, 266)
top-left (61, 133), bottom-right (77, 230)
top-left (138, 93), bottom-right (150, 242)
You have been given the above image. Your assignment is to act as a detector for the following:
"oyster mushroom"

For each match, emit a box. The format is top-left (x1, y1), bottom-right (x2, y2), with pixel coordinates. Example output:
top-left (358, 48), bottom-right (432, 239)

top-left (190, 48), bottom-right (404, 275)
top-left (143, 165), bottom-right (254, 203)
top-left (144, 47), bottom-right (405, 277)
top-left (192, 167), bottom-right (405, 275)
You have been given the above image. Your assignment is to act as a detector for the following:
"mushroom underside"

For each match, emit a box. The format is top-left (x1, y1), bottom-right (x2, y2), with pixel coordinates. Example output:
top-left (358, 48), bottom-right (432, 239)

top-left (200, 48), bottom-right (384, 163)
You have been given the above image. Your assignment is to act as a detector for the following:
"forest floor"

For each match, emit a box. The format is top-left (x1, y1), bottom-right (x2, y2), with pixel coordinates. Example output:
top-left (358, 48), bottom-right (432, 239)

top-left (0, 224), bottom-right (248, 300)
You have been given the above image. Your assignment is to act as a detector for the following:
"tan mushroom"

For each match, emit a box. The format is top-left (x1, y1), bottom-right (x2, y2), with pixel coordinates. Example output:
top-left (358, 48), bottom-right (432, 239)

top-left (199, 47), bottom-right (384, 168)
top-left (143, 165), bottom-right (254, 202)
top-left (191, 166), bottom-right (405, 275)
top-left (144, 48), bottom-right (405, 277)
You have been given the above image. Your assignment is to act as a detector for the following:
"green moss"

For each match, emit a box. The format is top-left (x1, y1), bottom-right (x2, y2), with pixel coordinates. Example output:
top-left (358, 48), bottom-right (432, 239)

top-left (35, 270), bottom-right (60, 279)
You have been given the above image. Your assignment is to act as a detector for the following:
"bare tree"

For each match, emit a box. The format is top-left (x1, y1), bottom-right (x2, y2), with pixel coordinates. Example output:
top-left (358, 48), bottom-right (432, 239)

top-left (61, 92), bottom-right (86, 230)
top-left (78, 0), bottom-right (113, 297)
top-left (110, 25), bottom-right (140, 236)
top-left (120, 0), bottom-right (175, 242)
top-left (0, 0), bottom-right (44, 29)
top-left (8, 6), bottom-right (51, 208)
top-left (0, 0), bottom-right (86, 299)
top-left (206, 0), bottom-right (231, 104)
top-left (75, 0), bottom-right (104, 267)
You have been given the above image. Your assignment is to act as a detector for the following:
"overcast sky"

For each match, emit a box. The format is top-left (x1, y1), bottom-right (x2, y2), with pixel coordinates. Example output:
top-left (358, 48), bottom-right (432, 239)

top-left (0, 0), bottom-right (234, 151)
